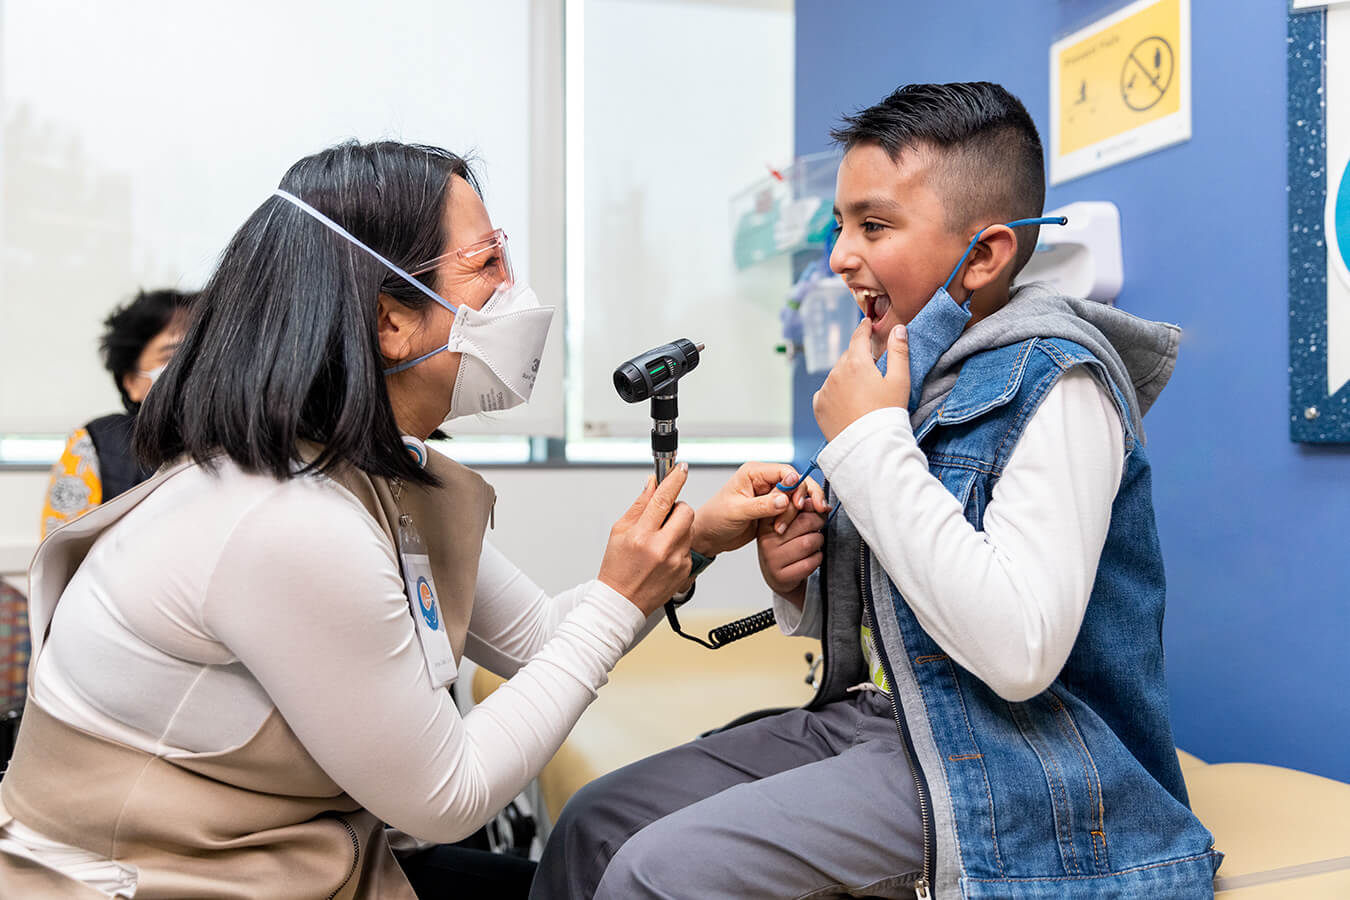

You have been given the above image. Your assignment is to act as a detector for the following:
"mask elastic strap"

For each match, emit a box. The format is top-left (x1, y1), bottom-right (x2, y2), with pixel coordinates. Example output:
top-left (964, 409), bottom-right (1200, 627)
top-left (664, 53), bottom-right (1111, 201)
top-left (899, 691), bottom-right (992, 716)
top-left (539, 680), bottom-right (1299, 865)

top-left (384, 346), bottom-right (448, 375)
top-left (940, 215), bottom-right (1069, 296)
top-left (271, 189), bottom-right (458, 316)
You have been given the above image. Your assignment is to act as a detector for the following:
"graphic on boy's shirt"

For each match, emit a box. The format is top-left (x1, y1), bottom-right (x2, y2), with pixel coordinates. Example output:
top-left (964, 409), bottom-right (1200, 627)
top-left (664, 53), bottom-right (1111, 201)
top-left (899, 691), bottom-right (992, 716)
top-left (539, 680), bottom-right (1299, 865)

top-left (416, 577), bottom-right (440, 630)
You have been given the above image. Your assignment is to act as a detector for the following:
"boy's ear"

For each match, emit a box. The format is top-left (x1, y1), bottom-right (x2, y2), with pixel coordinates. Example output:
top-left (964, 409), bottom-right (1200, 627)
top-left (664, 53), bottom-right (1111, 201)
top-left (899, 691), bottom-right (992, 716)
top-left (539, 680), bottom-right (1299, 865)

top-left (959, 225), bottom-right (1019, 292)
top-left (376, 293), bottom-right (420, 365)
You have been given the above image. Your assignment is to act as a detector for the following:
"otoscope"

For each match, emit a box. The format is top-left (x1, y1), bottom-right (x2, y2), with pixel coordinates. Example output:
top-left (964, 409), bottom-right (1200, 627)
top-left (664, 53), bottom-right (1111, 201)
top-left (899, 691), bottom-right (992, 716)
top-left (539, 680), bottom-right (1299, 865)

top-left (612, 338), bottom-right (704, 483)
top-left (613, 340), bottom-right (777, 649)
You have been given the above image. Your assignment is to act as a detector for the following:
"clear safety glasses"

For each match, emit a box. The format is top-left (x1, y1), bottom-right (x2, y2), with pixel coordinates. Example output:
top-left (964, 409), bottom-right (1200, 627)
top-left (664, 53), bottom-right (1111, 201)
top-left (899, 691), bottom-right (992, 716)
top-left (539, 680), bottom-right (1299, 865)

top-left (409, 228), bottom-right (513, 288)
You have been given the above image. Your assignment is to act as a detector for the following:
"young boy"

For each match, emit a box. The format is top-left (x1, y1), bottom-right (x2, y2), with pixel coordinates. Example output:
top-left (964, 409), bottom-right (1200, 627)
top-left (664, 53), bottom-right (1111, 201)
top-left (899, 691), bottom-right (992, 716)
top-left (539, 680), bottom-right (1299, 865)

top-left (533, 82), bottom-right (1221, 900)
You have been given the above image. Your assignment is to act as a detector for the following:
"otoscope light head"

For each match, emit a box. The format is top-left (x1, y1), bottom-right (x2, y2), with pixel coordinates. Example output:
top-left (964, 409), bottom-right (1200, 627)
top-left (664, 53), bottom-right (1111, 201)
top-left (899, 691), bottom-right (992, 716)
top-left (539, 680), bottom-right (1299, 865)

top-left (613, 338), bottom-right (704, 403)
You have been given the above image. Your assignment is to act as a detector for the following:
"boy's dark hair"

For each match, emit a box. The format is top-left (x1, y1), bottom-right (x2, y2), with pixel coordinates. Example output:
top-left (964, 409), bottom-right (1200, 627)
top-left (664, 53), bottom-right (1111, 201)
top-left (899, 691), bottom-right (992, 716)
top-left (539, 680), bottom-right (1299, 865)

top-left (135, 140), bottom-right (480, 487)
top-left (831, 82), bottom-right (1047, 275)
top-left (101, 288), bottom-right (196, 413)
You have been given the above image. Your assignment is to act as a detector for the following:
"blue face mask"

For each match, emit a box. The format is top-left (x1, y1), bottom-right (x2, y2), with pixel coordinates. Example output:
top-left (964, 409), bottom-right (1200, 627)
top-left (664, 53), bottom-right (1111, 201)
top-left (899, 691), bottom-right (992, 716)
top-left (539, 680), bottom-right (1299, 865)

top-left (781, 215), bottom-right (1067, 492)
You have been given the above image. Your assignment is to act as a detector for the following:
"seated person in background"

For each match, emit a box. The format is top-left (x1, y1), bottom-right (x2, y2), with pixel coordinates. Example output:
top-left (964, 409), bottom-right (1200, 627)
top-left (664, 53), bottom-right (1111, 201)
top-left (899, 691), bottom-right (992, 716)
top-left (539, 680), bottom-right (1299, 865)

top-left (535, 82), bottom-right (1221, 900)
top-left (40, 288), bottom-right (194, 537)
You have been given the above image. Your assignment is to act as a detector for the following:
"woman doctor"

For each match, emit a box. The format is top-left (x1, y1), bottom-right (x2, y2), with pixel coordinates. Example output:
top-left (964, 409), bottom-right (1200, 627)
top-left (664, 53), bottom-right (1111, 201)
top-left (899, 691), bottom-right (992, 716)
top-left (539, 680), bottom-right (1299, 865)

top-left (0, 141), bottom-right (808, 899)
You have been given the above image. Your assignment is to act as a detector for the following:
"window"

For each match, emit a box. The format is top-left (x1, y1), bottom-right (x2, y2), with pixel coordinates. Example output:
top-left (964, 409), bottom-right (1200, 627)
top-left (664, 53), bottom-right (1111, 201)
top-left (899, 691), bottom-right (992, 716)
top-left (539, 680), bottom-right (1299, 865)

top-left (0, 0), bottom-right (797, 467)
top-left (0, 0), bottom-right (557, 466)
top-left (564, 0), bottom-right (796, 464)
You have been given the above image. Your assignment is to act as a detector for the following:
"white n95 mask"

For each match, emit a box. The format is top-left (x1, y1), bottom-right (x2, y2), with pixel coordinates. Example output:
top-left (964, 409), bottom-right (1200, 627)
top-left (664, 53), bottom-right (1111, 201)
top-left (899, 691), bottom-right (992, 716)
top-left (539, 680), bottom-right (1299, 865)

top-left (272, 189), bottom-right (556, 422)
top-left (443, 280), bottom-right (553, 416)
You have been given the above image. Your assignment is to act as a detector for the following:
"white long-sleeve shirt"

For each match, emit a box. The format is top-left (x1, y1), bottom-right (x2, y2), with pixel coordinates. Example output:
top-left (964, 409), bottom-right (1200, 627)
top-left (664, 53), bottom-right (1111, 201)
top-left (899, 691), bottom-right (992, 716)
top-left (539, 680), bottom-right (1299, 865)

top-left (775, 367), bottom-right (1125, 702)
top-left (1, 461), bottom-right (650, 893)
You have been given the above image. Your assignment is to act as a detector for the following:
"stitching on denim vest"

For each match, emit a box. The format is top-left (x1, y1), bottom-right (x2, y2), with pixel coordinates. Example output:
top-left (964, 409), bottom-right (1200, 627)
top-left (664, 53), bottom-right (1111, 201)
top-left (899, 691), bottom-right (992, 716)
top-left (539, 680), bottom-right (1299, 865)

top-left (914, 654), bottom-right (949, 664)
top-left (1042, 735), bottom-right (1083, 874)
top-left (961, 849), bottom-right (1219, 884)
top-left (1048, 694), bottom-right (1106, 832)
top-left (948, 753), bottom-right (983, 761)
top-left (1048, 691), bottom-right (1110, 872)
top-left (926, 453), bottom-right (1001, 476)
top-left (1090, 831), bottom-right (1108, 871)
top-left (1048, 694), bottom-right (1108, 872)
top-left (1010, 701), bottom-right (1083, 876)
top-left (1038, 339), bottom-right (1084, 371)
top-left (942, 659), bottom-right (1006, 876)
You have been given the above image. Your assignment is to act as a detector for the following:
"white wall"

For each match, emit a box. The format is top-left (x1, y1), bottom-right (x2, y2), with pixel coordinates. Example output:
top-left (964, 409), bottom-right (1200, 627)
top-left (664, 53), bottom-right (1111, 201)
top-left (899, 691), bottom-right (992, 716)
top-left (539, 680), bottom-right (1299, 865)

top-left (0, 465), bottom-right (772, 612)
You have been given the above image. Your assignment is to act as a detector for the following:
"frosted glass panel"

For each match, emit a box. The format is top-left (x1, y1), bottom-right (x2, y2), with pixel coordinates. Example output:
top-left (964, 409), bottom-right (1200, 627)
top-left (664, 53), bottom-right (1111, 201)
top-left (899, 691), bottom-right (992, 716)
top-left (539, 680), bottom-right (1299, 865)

top-left (573, 0), bottom-right (795, 439)
top-left (0, 0), bottom-right (551, 434)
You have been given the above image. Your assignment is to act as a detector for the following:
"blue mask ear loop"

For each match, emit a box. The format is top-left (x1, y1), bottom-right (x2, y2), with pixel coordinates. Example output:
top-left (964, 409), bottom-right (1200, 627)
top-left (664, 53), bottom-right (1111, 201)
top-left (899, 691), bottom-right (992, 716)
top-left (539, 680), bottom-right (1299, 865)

top-left (940, 216), bottom-right (1069, 300)
top-left (773, 215), bottom-right (1069, 498)
top-left (270, 190), bottom-right (462, 376)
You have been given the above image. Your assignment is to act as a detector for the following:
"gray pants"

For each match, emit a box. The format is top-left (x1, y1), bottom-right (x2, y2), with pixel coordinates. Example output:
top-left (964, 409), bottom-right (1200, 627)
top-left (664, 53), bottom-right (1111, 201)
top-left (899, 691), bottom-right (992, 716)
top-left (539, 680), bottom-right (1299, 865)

top-left (531, 691), bottom-right (925, 900)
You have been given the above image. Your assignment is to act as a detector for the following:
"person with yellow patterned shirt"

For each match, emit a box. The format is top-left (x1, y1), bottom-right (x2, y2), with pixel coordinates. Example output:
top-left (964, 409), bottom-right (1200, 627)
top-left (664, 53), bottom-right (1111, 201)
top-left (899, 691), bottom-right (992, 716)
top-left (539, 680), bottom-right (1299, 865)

top-left (40, 288), bottom-right (195, 538)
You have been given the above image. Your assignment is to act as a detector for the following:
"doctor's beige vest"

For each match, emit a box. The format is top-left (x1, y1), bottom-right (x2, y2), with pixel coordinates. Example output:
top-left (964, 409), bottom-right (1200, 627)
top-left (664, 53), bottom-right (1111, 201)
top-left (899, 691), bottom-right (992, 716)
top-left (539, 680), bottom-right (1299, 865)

top-left (0, 450), bottom-right (495, 899)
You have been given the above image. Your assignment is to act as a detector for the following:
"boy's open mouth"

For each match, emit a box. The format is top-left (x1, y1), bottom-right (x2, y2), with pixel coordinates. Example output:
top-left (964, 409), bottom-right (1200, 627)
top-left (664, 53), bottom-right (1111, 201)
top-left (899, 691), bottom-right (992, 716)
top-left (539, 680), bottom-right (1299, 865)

top-left (856, 288), bottom-right (891, 329)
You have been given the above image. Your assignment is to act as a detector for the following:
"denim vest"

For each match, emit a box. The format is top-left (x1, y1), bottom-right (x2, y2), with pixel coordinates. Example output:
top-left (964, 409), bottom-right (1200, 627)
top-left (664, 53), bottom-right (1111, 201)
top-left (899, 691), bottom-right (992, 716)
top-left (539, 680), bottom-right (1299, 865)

top-left (809, 337), bottom-right (1221, 899)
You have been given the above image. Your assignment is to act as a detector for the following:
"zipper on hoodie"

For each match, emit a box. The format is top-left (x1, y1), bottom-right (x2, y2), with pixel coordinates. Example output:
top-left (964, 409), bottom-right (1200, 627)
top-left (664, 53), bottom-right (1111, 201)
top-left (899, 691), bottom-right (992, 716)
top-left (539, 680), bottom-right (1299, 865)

top-left (326, 815), bottom-right (361, 900)
top-left (860, 545), bottom-right (934, 899)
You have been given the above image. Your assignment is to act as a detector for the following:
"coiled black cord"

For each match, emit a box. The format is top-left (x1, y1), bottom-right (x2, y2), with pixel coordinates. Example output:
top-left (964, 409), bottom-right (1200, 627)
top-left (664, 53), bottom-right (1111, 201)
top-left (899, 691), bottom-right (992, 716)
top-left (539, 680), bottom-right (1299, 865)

top-left (665, 602), bottom-right (776, 649)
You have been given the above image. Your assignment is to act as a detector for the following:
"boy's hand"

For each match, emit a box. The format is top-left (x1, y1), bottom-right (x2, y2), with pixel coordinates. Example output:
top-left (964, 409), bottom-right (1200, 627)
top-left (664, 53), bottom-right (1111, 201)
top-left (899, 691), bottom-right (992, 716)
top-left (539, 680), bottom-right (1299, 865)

top-left (813, 319), bottom-right (910, 442)
top-left (756, 510), bottom-right (826, 608)
top-left (692, 462), bottom-right (828, 557)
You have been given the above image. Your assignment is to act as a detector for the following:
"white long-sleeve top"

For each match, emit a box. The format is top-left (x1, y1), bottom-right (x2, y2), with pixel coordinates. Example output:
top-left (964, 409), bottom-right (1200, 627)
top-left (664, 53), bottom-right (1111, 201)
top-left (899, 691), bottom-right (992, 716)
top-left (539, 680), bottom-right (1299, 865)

top-left (775, 368), bottom-right (1125, 702)
top-left (1, 461), bottom-right (650, 892)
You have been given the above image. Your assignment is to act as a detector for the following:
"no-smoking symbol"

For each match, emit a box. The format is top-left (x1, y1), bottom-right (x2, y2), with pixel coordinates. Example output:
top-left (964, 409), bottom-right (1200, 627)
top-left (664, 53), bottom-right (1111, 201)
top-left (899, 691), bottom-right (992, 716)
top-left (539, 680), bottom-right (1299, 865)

top-left (1121, 36), bottom-right (1174, 111)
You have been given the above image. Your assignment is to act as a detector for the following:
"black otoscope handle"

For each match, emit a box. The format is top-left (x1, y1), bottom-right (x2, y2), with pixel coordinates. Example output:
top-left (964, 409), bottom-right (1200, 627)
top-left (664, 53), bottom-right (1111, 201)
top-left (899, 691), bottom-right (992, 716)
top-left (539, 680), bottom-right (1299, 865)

top-left (615, 339), bottom-right (774, 648)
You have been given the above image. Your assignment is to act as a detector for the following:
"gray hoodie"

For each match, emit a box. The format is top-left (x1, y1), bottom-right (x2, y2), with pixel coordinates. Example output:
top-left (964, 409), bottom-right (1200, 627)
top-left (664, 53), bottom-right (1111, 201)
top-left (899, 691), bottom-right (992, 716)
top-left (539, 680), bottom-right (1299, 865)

top-left (911, 281), bottom-right (1182, 441)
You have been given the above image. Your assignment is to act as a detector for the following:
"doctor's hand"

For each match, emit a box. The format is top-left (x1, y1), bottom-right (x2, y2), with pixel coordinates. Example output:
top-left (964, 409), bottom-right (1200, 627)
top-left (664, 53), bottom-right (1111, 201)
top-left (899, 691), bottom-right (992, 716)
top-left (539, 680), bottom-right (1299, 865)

top-left (757, 510), bottom-right (826, 610)
top-left (599, 465), bottom-right (694, 616)
top-left (813, 319), bottom-right (910, 442)
top-left (691, 462), bottom-right (829, 558)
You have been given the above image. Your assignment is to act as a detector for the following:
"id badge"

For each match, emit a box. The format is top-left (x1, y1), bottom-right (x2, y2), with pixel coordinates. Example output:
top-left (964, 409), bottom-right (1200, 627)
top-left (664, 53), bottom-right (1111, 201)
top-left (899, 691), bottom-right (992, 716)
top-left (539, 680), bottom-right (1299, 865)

top-left (399, 551), bottom-right (458, 689)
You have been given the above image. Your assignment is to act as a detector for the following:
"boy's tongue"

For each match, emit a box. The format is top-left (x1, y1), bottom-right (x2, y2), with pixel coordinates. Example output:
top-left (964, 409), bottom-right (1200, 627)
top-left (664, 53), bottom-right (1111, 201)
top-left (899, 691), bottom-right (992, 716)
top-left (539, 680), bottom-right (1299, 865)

top-left (870, 293), bottom-right (892, 328)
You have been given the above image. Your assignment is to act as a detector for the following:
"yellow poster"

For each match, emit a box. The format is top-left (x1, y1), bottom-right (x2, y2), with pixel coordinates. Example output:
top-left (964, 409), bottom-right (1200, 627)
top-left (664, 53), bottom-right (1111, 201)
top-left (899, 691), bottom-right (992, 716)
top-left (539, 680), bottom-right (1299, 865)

top-left (1050, 0), bottom-right (1191, 184)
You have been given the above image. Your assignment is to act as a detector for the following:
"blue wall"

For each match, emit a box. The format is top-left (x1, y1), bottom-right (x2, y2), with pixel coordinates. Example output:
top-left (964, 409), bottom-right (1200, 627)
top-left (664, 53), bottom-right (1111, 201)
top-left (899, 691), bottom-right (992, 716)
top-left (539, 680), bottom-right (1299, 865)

top-left (794, 0), bottom-right (1350, 782)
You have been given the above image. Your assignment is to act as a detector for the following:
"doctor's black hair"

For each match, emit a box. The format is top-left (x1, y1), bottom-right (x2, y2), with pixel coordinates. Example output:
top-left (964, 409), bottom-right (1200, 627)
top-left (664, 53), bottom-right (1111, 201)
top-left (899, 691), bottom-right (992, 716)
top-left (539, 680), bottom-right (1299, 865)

top-left (135, 140), bottom-right (479, 486)
top-left (101, 288), bottom-right (196, 413)
top-left (831, 81), bottom-right (1046, 274)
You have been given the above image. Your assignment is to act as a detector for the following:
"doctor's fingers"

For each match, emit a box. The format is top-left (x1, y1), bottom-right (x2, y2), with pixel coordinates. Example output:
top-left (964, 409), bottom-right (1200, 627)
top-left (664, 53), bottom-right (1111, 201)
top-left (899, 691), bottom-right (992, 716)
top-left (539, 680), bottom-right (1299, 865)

top-left (656, 501), bottom-right (696, 547)
top-left (618, 475), bottom-right (658, 524)
top-left (736, 461), bottom-right (803, 493)
top-left (639, 463), bottom-right (689, 529)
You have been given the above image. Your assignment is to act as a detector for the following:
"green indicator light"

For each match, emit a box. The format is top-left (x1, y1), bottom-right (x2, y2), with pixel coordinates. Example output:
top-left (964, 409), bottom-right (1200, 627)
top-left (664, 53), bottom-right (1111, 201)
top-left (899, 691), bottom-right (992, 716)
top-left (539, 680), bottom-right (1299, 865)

top-left (649, 364), bottom-right (667, 376)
